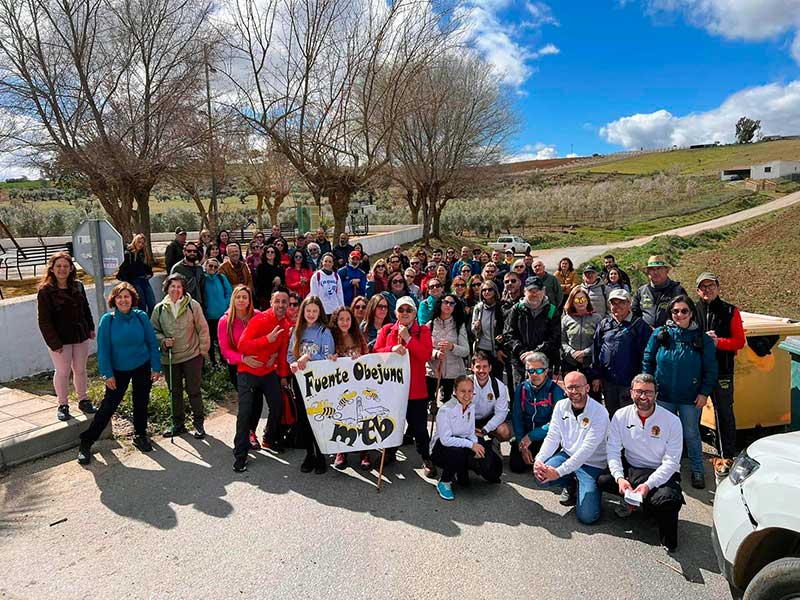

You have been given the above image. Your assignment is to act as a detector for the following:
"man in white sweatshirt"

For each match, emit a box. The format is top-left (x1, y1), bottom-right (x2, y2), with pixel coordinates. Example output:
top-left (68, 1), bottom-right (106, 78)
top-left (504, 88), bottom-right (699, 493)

top-left (533, 371), bottom-right (609, 524)
top-left (597, 373), bottom-right (684, 552)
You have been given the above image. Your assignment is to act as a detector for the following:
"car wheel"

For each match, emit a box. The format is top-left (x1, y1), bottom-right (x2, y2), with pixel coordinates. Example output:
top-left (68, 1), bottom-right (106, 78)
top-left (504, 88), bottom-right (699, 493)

top-left (509, 247), bottom-right (515, 254)
top-left (744, 557), bottom-right (800, 600)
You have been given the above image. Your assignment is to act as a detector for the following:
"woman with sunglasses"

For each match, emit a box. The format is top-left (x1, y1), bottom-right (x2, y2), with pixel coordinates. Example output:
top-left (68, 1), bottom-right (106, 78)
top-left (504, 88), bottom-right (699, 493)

top-left (285, 249), bottom-right (313, 299)
top-left (361, 295), bottom-right (390, 351)
top-left (404, 268), bottom-right (422, 301)
top-left (377, 271), bottom-right (414, 323)
top-left (643, 294), bottom-right (717, 489)
top-left (255, 244), bottom-right (284, 310)
top-left (510, 352), bottom-right (566, 474)
top-left (203, 258), bottom-right (233, 368)
top-left (246, 240), bottom-right (264, 274)
top-left (425, 293), bottom-right (469, 413)
top-left (350, 296), bottom-right (368, 326)
top-left (471, 281), bottom-right (505, 379)
top-left (365, 260), bottom-right (389, 298)
top-left (417, 277), bottom-right (443, 326)
top-left (465, 275), bottom-right (483, 313)
top-left (561, 287), bottom-right (601, 378)
top-left (450, 275), bottom-right (468, 304)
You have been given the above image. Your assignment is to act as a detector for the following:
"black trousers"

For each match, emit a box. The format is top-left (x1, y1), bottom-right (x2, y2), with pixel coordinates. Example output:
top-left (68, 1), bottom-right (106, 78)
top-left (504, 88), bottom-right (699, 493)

top-left (426, 376), bottom-right (455, 410)
top-left (388, 398), bottom-right (430, 460)
top-left (712, 377), bottom-right (736, 459)
top-left (81, 361), bottom-right (151, 443)
top-left (602, 380), bottom-right (632, 416)
top-left (207, 318), bottom-right (220, 366)
top-left (292, 377), bottom-right (323, 459)
top-left (431, 439), bottom-right (503, 483)
top-left (597, 465), bottom-right (684, 550)
top-left (227, 363), bottom-right (265, 433)
top-left (509, 438), bottom-right (544, 474)
top-left (234, 371), bottom-right (281, 460)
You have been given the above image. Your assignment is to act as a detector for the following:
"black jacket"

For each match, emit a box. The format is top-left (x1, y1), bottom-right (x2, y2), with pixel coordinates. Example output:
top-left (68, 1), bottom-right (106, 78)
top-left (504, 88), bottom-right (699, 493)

top-left (118, 249), bottom-right (153, 282)
top-left (37, 282), bottom-right (94, 351)
top-left (502, 299), bottom-right (561, 368)
top-left (695, 296), bottom-right (739, 377)
top-left (632, 278), bottom-right (687, 328)
top-left (164, 240), bottom-right (184, 274)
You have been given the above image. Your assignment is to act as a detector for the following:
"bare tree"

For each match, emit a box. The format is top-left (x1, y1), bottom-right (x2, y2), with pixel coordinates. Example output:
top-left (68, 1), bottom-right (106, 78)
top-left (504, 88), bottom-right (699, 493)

top-left (0, 0), bottom-right (213, 255)
top-left (237, 140), bottom-right (297, 230)
top-left (391, 53), bottom-right (517, 240)
top-left (220, 0), bottom-right (451, 239)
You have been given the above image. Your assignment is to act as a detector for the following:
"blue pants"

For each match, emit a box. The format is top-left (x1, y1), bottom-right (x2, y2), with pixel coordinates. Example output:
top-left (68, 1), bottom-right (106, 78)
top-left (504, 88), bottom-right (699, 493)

top-left (133, 277), bottom-right (156, 316)
top-left (533, 450), bottom-right (604, 524)
top-left (659, 401), bottom-right (703, 475)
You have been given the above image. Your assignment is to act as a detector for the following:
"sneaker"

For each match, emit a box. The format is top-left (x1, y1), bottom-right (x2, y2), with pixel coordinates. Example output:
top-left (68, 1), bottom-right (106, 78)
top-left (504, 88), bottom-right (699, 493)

top-left (359, 452), bottom-right (372, 470)
top-left (163, 425), bottom-right (187, 438)
top-left (713, 458), bottom-right (733, 478)
top-left (77, 439), bottom-right (92, 465)
top-left (132, 435), bottom-right (153, 453)
top-left (422, 459), bottom-right (438, 479)
top-left (193, 425), bottom-right (206, 440)
top-left (314, 455), bottom-right (327, 474)
top-left (78, 399), bottom-right (97, 414)
top-left (300, 454), bottom-right (315, 473)
top-left (57, 404), bottom-right (71, 421)
top-left (334, 453), bottom-right (348, 470)
top-left (691, 472), bottom-right (706, 489)
top-left (437, 481), bottom-right (455, 501)
top-left (233, 457), bottom-right (247, 472)
top-left (559, 482), bottom-right (577, 506)
top-left (249, 431), bottom-right (261, 450)
top-left (262, 439), bottom-right (284, 454)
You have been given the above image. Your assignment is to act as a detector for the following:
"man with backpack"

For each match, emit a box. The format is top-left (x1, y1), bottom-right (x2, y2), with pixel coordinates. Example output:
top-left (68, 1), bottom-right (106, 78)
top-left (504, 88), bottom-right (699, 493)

top-left (632, 255), bottom-right (686, 328)
top-left (339, 251), bottom-right (366, 308)
top-left (580, 264), bottom-right (608, 318)
top-left (471, 352), bottom-right (512, 442)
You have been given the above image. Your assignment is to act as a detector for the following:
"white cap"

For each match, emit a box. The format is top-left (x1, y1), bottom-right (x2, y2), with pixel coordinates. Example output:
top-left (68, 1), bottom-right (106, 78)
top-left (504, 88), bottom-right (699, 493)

top-left (395, 296), bottom-right (416, 311)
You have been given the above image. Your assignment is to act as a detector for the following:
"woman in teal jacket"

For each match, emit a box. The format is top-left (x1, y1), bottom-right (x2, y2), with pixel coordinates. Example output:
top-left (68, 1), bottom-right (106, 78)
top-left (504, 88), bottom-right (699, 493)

top-left (643, 294), bottom-right (717, 489)
top-left (203, 258), bottom-right (232, 367)
top-left (77, 283), bottom-right (161, 465)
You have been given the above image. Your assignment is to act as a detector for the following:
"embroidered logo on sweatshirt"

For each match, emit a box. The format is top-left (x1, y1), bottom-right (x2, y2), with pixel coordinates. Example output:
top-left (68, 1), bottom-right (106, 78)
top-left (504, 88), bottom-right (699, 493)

top-left (581, 417), bottom-right (590, 428)
top-left (650, 425), bottom-right (661, 438)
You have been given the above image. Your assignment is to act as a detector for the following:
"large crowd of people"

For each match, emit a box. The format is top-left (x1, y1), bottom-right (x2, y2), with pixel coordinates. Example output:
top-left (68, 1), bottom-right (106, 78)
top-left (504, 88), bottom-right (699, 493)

top-left (35, 229), bottom-right (748, 553)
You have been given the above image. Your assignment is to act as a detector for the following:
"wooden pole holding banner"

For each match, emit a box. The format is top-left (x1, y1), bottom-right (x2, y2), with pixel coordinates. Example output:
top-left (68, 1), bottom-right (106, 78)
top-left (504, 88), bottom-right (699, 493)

top-left (376, 449), bottom-right (387, 493)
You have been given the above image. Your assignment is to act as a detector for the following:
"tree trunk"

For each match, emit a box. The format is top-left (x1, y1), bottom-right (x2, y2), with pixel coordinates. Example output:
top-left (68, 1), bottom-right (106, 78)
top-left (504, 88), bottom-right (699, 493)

top-left (192, 193), bottom-right (210, 232)
top-left (267, 204), bottom-right (279, 227)
top-left (328, 189), bottom-right (351, 240)
top-left (256, 192), bottom-right (265, 229)
top-left (420, 189), bottom-right (431, 242)
top-left (405, 187), bottom-right (420, 224)
top-left (134, 188), bottom-right (155, 263)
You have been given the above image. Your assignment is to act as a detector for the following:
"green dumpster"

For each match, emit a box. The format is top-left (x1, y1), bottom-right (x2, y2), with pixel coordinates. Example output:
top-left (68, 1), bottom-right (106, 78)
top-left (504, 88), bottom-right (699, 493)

top-left (779, 336), bottom-right (800, 432)
top-left (296, 206), bottom-right (310, 235)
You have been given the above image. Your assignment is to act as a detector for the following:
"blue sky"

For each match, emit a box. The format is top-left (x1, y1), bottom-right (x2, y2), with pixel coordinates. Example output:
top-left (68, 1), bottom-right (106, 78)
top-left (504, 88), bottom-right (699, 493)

top-left (467, 1), bottom-right (800, 160)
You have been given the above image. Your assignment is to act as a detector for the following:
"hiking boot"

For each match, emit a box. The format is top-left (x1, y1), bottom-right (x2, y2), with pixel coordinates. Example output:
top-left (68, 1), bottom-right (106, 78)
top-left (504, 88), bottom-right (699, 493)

top-left (132, 435), bottom-right (153, 453)
top-left (333, 453), bottom-right (348, 470)
top-left (163, 425), bottom-right (187, 438)
top-left (233, 457), bottom-right (247, 473)
top-left (314, 454), bottom-right (327, 474)
top-left (359, 452), bottom-right (372, 470)
top-left (422, 459), bottom-right (438, 479)
top-left (300, 454), bottom-right (315, 473)
top-left (559, 481), bottom-right (577, 506)
top-left (691, 472), bottom-right (706, 489)
top-left (193, 425), bottom-right (206, 440)
top-left (78, 399), bottom-right (97, 414)
top-left (77, 439), bottom-right (92, 465)
top-left (57, 404), bottom-right (71, 421)
top-left (714, 458), bottom-right (733, 478)
top-left (436, 481), bottom-right (455, 501)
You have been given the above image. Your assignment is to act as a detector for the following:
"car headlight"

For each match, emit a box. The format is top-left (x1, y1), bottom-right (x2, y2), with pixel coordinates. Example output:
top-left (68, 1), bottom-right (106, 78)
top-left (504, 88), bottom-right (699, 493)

top-left (728, 450), bottom-right (760, 485)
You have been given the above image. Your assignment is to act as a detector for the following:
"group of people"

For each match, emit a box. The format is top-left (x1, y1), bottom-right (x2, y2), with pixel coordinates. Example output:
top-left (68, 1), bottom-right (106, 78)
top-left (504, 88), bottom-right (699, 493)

top-left (35, 230), bottom-right (746, 553)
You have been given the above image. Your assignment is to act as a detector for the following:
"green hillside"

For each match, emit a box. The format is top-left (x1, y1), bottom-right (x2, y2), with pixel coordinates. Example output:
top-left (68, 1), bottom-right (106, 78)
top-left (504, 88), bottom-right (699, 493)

top-left (578, 139), bottom-right (800, 176)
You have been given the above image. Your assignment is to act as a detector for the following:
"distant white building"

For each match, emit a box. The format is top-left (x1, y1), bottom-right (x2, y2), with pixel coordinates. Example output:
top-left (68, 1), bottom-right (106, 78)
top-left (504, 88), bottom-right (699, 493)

top-left (751, 160), bottom-right (800, 180)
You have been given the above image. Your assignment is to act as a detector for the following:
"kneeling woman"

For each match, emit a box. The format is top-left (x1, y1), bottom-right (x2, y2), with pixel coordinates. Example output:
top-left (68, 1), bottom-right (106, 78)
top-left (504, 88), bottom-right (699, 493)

top-left (78, 283), bottom-right (161, 464)
top-left (431, 376), bottom-right (503, 501)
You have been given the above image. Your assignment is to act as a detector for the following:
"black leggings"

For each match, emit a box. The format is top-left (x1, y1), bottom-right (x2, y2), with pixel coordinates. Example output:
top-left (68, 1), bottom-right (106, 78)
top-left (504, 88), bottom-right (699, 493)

top-left (432, 439), bottom-right (503, 483)
top-left (388, 398), bottom-right (430, 461)
top-left (81, 361), bottom-right (151, 442)
top-left (292, 378), bottom-right (323, 459)
top-left (207, 318), bottom-right (220, 366)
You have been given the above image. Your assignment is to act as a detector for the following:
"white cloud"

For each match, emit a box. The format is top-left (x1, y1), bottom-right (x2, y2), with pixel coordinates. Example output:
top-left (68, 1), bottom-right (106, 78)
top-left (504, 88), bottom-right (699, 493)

top-left (645, 0), bottom-right (800, 62)
top-left (509, 142), bottom-right (562, 161)
top-left (532, 43), bottom-right (560, 58)
top-left (600, 80), bottom-right (800, 149)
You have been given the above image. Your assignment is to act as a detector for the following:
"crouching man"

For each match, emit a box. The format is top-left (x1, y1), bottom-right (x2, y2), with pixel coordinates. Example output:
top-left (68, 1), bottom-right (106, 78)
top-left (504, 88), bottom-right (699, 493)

top-left (471, 351), bottom-right (512, 442)
top-left (597, 373), bottom-right (685, 552)
top-left (533, 371), bottom-right (609, 524)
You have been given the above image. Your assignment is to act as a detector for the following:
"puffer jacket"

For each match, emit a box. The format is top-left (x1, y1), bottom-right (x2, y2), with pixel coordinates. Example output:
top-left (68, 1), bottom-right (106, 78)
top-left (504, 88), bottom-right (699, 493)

top-left (580, 281), bottom-right (608, 318)
top-left (511, 377), bottom-right (567, 442)
top-left (425, 317), bottom-right (470, 379)
top-left (151, 294), bottom-right (211, 365)
top-left (590, 314), bottom-right (652, 386)
top-left (632, 278), bottom-right (687, 328)
top-left (203, 273), bottom-right (232, 321)
top-left (561, 312), bottom-right (602, 369)
top-left (642, 321), bottom-right (718, 404)
top-left (373, 320), bottom-right (432, 400)
top-left (502, 299), bottom-right (561, 369)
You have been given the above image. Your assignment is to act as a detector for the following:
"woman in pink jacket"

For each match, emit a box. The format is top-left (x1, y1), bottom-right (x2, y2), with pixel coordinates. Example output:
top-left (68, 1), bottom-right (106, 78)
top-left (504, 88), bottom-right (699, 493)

top-left (373, 295), bottom-right (435, 477)
top-left (218, 284), bottom-right (264, 450)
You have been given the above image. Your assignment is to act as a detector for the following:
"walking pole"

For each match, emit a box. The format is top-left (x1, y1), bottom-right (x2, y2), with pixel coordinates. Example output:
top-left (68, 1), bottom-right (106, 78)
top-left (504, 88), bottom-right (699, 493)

top-left (429, 351), bottom-right (444, 438)
top-left (168, 348), bottom-right (175, 445)
top-left (376, 448), bottom-right (387, 493)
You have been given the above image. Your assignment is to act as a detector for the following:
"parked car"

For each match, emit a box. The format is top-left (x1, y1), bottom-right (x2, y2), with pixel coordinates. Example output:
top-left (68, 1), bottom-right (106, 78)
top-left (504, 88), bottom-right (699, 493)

top-left (712, 431), bottom-right (800, 599)
top-left (488, 235), bottom-right (530, 255)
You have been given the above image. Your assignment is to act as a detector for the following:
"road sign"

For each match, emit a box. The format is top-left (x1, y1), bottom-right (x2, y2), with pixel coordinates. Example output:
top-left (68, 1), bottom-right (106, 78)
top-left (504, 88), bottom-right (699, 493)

top-left (72, 219), bottom-right (124, 316)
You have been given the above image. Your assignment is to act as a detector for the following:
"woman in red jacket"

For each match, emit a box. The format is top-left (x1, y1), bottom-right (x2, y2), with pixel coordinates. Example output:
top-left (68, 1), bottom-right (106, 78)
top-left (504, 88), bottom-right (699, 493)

top-left (373, 295), bottom-right (436, 478)
top-left (285, 249), bottom-right (313, 298)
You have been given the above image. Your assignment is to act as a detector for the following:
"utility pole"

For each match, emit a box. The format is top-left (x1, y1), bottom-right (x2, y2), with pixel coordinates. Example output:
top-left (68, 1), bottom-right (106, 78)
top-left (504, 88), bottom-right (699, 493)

top-left (204, 45), bottom-right (219, 233)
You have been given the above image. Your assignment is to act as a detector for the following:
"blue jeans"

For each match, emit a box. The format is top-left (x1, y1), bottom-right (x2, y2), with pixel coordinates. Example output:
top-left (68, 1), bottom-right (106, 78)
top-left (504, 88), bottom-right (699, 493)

top-left (133, 277), bottom-right (156, 316)
top-left (533, 450), bottom-right (604, 524)
top-left (659, 401), bottom-right (703, 475)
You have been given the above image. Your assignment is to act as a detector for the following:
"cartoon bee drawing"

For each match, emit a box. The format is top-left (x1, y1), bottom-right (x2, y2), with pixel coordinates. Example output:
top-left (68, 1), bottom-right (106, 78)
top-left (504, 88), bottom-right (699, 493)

top-left (337, 390), bottom-right (358, 410)
top-left (362, 389), bottom-right (379, 401)
top-left (307, 401), bottom-right (341, 422)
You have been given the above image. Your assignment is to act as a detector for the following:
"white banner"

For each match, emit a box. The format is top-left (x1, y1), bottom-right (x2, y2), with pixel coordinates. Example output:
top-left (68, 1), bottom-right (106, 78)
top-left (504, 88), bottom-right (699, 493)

top-left (294, 352), bottom-right (410, 454)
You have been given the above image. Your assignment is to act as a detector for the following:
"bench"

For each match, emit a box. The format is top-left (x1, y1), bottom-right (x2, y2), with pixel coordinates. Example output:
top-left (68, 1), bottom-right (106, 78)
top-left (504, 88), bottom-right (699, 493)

top-left (2, 241), bottom-right (74, 279)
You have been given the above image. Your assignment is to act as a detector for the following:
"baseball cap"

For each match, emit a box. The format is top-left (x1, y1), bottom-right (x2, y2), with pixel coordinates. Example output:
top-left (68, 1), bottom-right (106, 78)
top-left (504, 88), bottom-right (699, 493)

top-left (175, 226), bottom-right (187, 235)
top-left (349, 251), bottom-right (361, 260)
top-left (608, 289), bottom-right (631, 302)
top-left (696, 272), bottom-right (720, 287)
top-left (505, 248), bottom-right (514, 254)
top-left (524, 276), bottom-right (544, 290)
top-left (582, 264), bottom-right (598, 274)
top-left (646, 255), bottom-right (670, 268)
top-left (395, 296), bottom-right (416, 311)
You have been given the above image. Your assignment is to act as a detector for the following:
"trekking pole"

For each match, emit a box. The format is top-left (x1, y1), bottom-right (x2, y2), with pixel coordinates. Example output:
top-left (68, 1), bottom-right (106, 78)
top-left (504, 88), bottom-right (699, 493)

top-left (376, 449), bottom-right (387, 493)
top-left (429, 349), bottom-right (445, 438)
top-left (168, 347), bottom-right (175, 445)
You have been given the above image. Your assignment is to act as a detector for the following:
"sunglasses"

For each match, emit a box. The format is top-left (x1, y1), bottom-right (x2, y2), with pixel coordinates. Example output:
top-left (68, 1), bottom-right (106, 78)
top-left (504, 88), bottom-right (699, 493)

top-left (376, 304), bottom-right (389, 310)
top-left (481, 288), bottom-right (494, 294)
top-left (504, 280), bottom-right (518, 285)
top-left (410, 261), bottom-right (420, 266)
top-left (391, 279), bottom-right (404, 285)
top-left (397, 307), bottom-right (414, 314)
top-left (252, 245), bottom-right (263, 250)
top-left (441, 299), bottom-right (456, 306)
top-left (428, 283), bottom-right (442, 289)
top-left (453, 283), bottom-right (466, 288)
top-left (289, 302), bottom-right (299, 307)
top-left (671, 308), bottom-right (690, 315)
top-left (471, 283), bottom-right (482, 288)
top-left (265, 250), bottom-right (275, 254)
top-left (207, 265), bottom-right (218, 270)
top-left (354, 304), bottom-right (366, 310)
top-left (527, 367), bottom-right (547, 375)
top-left (574, 297), bottom-right (588, 304)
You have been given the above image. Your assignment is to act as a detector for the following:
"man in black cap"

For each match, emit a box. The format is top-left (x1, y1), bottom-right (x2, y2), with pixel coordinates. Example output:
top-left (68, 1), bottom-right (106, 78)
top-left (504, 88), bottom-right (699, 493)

top-left (165, 227), bottom-right (187, 274)
top-left (502, 276), bottom-right (561, 387)
top-left (580, 264), bottom-right (608, 318)
top-left (694, 272), bottom-right (745, 479)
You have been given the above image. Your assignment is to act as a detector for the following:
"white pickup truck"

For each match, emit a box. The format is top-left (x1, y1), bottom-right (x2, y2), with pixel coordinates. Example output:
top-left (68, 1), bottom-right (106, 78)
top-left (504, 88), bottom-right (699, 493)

top-left (488, 235), bottom-right (530, 255)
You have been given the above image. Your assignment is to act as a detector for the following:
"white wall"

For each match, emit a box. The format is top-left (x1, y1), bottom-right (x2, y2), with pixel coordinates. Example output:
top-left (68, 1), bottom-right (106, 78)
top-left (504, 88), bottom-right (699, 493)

top-left (752, 160), bottom-right (800, 180)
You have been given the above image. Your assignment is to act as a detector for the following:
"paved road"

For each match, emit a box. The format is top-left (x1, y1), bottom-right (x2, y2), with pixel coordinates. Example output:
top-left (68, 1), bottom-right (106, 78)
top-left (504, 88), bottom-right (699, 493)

top-left (1, 412), bottom-right (730, 600)
top-left (536, 190), bottom-right (800, 270)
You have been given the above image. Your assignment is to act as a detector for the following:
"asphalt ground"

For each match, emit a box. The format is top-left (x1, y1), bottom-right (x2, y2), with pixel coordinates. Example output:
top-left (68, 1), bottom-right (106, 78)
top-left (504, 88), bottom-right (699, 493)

top-left (0, 412), bottom-right (731, 600)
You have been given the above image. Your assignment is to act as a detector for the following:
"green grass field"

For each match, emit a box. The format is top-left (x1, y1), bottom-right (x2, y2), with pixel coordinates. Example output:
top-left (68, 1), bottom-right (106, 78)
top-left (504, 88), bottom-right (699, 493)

top-left (578, 139), bottom-right (800, 176)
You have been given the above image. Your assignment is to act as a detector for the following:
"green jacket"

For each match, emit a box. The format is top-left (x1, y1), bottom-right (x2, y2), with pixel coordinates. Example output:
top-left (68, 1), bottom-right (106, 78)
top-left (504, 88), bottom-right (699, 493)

top-left (150, 294), bottom-right (210, 365)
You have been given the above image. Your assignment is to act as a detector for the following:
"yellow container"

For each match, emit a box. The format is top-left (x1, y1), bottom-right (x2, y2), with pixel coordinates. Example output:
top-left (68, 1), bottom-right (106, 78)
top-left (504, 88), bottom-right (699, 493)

top-left (702, 312), bottom-right (800, 431)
